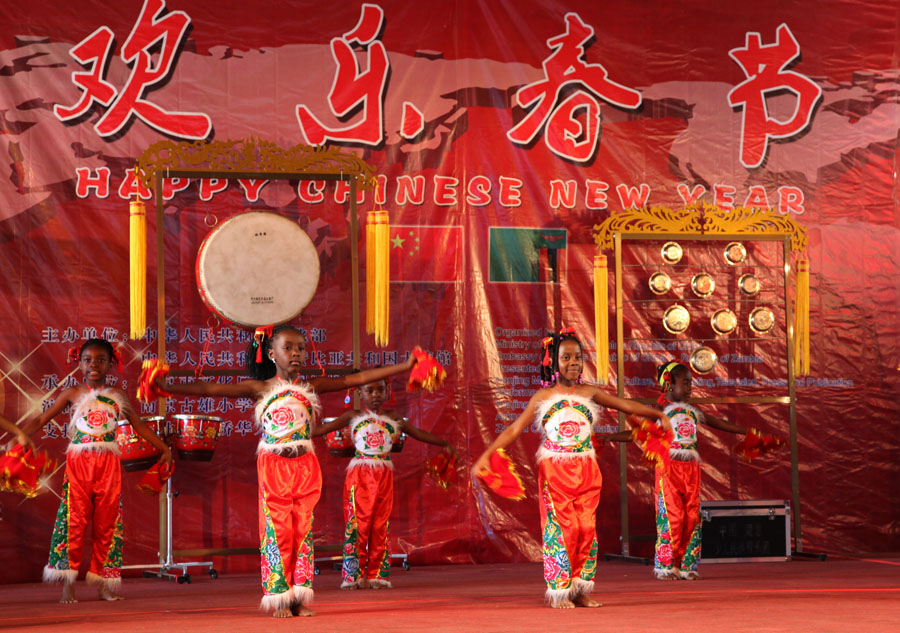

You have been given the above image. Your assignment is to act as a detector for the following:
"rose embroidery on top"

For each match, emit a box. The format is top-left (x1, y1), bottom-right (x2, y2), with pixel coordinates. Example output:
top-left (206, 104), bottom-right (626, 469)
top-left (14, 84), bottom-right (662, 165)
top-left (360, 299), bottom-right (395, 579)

top-left (270, 407), bottom-right (296, 427)
top-left (558, 420), bottom-right (581, 439)
top-left (364, 429), bottom-right (385, 449)
top-left (676, 421), bottom-right (695, 438)
top-left (87, 410), bottom-right (108, 427)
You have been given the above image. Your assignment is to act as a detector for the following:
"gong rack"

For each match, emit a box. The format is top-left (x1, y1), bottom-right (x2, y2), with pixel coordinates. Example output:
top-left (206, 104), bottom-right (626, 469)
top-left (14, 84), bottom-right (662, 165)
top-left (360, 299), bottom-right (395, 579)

top-left (593, 204), bottom-right (810, 561)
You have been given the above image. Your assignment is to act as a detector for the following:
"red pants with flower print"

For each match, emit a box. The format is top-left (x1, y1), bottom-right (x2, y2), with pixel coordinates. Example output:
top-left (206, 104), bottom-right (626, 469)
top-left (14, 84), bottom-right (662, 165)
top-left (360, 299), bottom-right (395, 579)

top-left (344, 463), bottom-right (393, 581)
top-left (654, 460), bottom-right (701, 571)
top-left (257, 450), bottom-right (322, 601)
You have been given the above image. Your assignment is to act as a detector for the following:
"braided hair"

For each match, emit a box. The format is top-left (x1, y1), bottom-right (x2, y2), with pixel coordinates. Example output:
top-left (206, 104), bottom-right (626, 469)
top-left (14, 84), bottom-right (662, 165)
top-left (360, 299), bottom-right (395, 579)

top-left (68, 338), bottom-right (121, 369)
top-left (539, 329), bottom-right (582, 386)
top-left (246, 324), bottom-right (305, 380)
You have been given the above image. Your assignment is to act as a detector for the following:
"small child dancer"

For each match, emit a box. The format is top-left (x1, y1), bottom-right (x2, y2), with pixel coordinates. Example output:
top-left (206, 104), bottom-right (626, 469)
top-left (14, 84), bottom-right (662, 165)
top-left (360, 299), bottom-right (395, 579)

top-left (472, 329), bottom-right (671, 609)
top-left (144, 324), bottom-right (420, 618)
top-left (314, 376), bottom-right (454, 590)
top-left (21, 338), bottom-right (172, 603)
top-left (607, 360), bottom-right (750, 580)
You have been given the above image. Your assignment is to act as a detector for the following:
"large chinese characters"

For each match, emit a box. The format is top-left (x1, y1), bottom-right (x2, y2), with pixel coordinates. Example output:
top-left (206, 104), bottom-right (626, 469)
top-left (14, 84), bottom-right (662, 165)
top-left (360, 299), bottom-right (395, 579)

top-left (727, 23), bottom-right (822, 169)
top-left (54, 0), bottom-right (212, 140)
top-left (507, 12), bottom-right (642, 163)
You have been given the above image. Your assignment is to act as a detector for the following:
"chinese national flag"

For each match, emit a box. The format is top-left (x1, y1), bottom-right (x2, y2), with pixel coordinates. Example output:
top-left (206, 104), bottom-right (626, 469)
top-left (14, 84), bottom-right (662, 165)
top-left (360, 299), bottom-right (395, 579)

top-left (389, 225), bottom-right (462, 282)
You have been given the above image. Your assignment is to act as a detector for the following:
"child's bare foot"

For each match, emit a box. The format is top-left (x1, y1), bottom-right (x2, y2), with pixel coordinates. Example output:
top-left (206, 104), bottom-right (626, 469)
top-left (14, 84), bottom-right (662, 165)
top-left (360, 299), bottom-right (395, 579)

top-left (368, 579), bottom-right (392, 590)
top-left (655, 570), bottom-right (680, 581)
top-left (272, 607), bottom-right (293, 618)
top-left (358, 578), bottom-right (369, 589)
top-left (97, 584), bottom-right (124, 601)
top-left (681, 570), bottom-right (701, 580)
top-left (573, 594), bottom-right (602, 608)
top-left (291, 604), bottom-right (315, 617)
top-left (60, 582), bottom-right (77, 604)
top-left (550, 599), bottom-right (575, 609)
top-left (340, 580), bottom-right (359, 590)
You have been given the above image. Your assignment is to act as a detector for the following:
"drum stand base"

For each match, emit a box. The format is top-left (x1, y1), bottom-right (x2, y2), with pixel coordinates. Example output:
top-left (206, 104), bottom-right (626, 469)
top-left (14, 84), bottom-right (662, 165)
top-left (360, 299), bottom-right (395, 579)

top-left (128, 478), bottom-right (219, 585)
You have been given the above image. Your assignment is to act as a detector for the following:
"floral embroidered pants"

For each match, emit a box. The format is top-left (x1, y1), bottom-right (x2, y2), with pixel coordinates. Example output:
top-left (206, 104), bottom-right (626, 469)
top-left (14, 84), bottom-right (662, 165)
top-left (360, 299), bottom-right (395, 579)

top-left (47, 450), bottom-right (123, 583)
top-left (538, 457), bottom-right (602, 599)
top-left (257, 451), bottom-right (322, 609)
top-left (654, 460), bottom-right (702, 574)
top-left (342, 463), bottom-right (393, 584)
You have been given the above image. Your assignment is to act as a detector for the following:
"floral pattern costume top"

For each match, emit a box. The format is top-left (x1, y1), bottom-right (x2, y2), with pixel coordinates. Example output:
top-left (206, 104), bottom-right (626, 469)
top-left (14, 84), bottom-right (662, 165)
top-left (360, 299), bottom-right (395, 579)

top-left (535, 394), bottom-right (600, 462)
top-left (348, 412), bottom-right (398, 470)
top-left (254, 382), bottom-right (320, 455)
top-left (67, 388), bottom-right (125, 454)
top-left (662, 401), bottom-right (705, 461)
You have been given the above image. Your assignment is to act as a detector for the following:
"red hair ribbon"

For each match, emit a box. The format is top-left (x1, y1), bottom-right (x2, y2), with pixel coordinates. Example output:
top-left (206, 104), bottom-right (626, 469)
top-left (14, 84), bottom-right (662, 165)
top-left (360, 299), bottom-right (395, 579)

top-left (253, 325), bottom-right (274, 363)
top-left (111, 344), bottom-right (123, 371)
top-left (66, 346), bottom-right (80, 363)
top-left (559, 326), bottom-right (575, 335)
top-left (540, 336), bottom-right (554, 366)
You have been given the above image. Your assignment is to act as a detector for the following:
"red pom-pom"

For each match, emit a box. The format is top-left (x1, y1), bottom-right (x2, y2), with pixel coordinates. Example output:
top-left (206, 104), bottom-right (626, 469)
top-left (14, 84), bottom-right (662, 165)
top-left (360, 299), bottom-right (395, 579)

top-left (733, 428), bottom-right (784, 461)
top-left (137, 358), bottom-right (173, 403)
top-left (629, 415), bottom-right (674, 471)
top-left (476, 448), bottom-right (526, 500)
top-left (425, 452), bottom-right (457, 490)
top-left (137, 459), bottom-right (174, 496)
top-left (0, 445), bottom-right (57, 498)
top-left (407, 348), bottom-right (447, 392)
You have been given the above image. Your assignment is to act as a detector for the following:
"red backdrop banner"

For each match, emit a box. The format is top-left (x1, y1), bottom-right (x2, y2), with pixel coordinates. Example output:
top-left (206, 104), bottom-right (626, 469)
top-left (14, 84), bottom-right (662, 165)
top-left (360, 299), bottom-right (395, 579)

top-left (0, 0), bottom-right (898, 583)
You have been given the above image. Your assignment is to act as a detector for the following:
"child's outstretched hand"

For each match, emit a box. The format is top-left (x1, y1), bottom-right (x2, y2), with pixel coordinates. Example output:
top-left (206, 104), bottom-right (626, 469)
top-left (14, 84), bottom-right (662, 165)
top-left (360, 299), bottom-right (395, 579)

top-left (160, 446), bottom-right (174, 468)
top-left (14, 428), bottom-right (36, 451)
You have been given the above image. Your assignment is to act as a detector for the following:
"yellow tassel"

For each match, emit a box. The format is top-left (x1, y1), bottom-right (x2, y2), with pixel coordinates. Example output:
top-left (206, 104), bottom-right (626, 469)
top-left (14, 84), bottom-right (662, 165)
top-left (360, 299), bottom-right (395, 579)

top-left (593, 253), bottom-right (609, 385)
top-left (129, 196), bottom-right (146, 340)
top-left (366, 199), bottom-right (390, 347)
top-left (792, 258), bottom-right (810, 376)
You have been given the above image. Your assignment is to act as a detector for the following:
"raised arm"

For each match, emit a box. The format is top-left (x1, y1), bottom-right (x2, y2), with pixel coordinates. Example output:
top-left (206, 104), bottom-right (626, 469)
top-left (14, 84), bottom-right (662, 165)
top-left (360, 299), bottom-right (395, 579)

top-left (399, 418), bottom-right (455, 455)
top-left (311, 409), bottom-right (355, 437)
top-left (161, 376), bottom-right (265, 400)
top-left (471, 392), bottom-right (542, 475)
top-left (309, 355), bottom-right (415, 394)
top-left (589, 388), bottom-right (672, 433)
top-left (702, 411), bottom-right (748, 435)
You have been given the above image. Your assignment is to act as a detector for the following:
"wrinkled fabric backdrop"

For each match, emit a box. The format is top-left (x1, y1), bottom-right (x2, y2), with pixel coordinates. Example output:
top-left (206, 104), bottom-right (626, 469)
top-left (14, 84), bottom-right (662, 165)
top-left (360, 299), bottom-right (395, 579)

top-left (1, 0), bottom-right (898, 583)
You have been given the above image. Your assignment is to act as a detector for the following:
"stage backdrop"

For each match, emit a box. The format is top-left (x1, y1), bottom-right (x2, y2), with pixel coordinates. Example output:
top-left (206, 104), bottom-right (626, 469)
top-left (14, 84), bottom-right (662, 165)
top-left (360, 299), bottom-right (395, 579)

top-left (1, 0), bottom-right (898, 583)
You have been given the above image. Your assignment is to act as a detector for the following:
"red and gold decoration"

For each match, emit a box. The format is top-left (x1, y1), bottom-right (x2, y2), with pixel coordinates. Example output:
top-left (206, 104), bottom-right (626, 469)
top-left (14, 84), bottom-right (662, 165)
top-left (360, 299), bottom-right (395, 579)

top-left (593, 253), bottom-right (609, 384)
top-left (629, 415), bottom-right (674, 471)
top-left (425, 452), bottom-right (457, 490)
top-left (477, 448), bottom-right (526, 500)
top-left (137, 358), bottom-right (172, 403)
top-left (137, 459), bottom-right (174, 496)
top-left (0, 445), bottom-right (57, 498)
top-left (407, 347), bottom-right (446, 392)
top-left (366, 181), bottom-right (390, 347)
top-left (129, 194), bottom-right (147, 340)
top-left (732, 428), bottom-right (784, 461)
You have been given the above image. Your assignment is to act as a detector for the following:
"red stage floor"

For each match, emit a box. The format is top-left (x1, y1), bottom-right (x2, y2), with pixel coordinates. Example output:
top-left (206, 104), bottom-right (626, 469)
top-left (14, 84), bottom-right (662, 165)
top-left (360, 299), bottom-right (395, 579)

top-left (1, 558), bottom-right (898, 633)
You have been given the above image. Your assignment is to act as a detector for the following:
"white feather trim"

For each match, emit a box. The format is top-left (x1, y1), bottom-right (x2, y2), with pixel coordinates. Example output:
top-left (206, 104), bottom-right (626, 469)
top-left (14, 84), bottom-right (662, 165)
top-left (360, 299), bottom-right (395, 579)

top-left (66, 441), bottom-right (120, 455)
top-left (654, 567), bottom-right (679, 579)
top-left (534, 393), bottom-right (601, 429)
top-left (256, 438), bottom-right (315, 456)
top-left (347, 457), bottom-right (393, 471)
top-left (86, 571), bottom-right (121, 590)
top-left (571, 577), bottom-right (594, 597)
top-left (43, 567), bottom-right (77, 584)
top-left (292, 585), bottom-right (313, 606)
top-left (260, 588), bottom-right (294, 612)
top-left (545, 587), bottom-right (573, 607)
top-left (340, 579), bottom-right (360, 589)
top-left (669, 448), bottom-right (701, 462)
top-left (254, 381), bottom-right (320, 431)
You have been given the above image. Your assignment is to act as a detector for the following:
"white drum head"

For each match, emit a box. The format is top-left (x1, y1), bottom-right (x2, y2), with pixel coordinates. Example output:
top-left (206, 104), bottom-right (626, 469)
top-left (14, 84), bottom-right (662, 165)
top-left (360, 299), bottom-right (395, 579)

top-left (196, 212), bottom-right (320, 328)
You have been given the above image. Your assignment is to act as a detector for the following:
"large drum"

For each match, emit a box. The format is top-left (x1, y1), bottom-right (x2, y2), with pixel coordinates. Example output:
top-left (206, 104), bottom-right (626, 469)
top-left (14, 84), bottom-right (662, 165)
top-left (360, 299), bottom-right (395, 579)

top-left (117, 416), bottom-right (168, 472)
top-left (195, 211), bottom-right (320, 328)
top-left (325, 428), bottom-right (354, 458)
top-left (173, 414), bottom-right (222, 461)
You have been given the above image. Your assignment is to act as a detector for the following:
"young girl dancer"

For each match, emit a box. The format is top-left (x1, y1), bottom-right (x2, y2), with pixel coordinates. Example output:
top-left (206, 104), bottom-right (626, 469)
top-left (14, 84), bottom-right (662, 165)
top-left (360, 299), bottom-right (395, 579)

top-left (313, 376), bottom-right (454, 590)
top-left (472, 329), bottom-right (671, 609)
top-left (22, 338), bottom-right (172, 603)
top-left (145, 324), bottom-right (419, 618)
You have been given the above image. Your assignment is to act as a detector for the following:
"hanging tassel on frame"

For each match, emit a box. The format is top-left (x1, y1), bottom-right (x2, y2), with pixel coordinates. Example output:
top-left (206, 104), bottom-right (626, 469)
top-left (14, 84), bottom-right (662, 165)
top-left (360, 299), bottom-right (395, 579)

top-left (366, 180), bottom-right (390, 347)
top-left (129, 195), bottom-right (147, 340)
top-left (593, 253), bottom-right (609, 385)
top-left (792, 258), bottom-right (810, 377)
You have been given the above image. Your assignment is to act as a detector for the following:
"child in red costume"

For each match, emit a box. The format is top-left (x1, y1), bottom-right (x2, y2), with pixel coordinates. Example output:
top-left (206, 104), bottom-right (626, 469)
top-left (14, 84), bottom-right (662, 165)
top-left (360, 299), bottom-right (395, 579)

top-left (149, 325), bottom-right (419, 618)
top-left (472, 330), bottom-right (670, 608)
top-left (22, 338), bottom-right (172, 603)
top-left (314, 377), bottom-right (454, 590)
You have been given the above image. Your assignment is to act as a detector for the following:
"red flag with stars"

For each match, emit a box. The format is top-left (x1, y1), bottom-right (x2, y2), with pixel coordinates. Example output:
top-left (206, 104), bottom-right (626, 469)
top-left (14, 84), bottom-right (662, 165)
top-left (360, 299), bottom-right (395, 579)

top-left (389, 225), bottom-right (462, 282)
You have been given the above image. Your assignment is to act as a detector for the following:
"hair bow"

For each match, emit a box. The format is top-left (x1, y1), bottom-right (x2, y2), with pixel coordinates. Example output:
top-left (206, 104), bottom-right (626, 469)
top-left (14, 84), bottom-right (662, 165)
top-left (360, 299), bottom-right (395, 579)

top-left (253, 325), bottom-right (274, 363)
